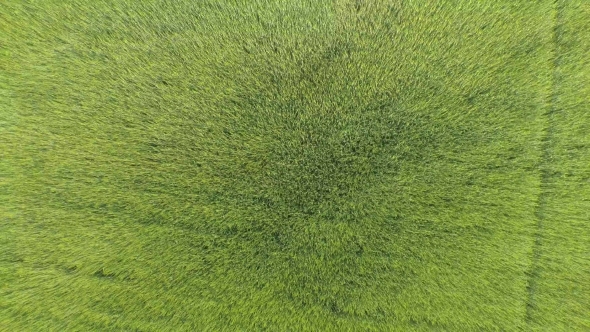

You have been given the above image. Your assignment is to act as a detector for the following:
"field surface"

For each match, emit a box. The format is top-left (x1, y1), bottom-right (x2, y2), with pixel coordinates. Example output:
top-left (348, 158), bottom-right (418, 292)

top-left (1, 1), bottom-right (588, 330)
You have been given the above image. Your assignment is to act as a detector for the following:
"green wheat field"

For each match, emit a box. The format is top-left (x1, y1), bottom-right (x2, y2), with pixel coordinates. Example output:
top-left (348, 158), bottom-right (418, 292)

top-left (1, 0), bottom-right (589, 330)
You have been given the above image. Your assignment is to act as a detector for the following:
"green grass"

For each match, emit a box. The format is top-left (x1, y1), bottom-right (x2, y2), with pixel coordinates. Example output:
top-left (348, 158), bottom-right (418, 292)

top-left (1, 0), bottom-right (588, 330)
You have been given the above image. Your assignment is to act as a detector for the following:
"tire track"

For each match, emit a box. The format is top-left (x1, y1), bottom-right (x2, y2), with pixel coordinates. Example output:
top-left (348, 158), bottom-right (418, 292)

top-left (525, 0), bottom-right (564, 324)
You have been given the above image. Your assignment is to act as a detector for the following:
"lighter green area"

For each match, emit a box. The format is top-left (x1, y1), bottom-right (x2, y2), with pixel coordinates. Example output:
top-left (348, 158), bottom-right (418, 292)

top-left (1, 0), bottom-right (588, 330)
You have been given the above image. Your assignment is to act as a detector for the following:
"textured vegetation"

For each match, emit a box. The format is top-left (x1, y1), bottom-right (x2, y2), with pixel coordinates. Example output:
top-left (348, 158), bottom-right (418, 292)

top-left (1, 0), bottom-right (588, 330)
